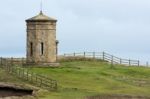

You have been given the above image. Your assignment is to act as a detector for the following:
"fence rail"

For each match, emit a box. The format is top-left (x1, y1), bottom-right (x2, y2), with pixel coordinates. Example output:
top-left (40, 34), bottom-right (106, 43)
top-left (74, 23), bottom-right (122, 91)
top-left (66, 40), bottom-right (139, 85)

top-left (0, 57), bottom-right (57, 91)
top-left (63, 52), bottom-right (140, 66)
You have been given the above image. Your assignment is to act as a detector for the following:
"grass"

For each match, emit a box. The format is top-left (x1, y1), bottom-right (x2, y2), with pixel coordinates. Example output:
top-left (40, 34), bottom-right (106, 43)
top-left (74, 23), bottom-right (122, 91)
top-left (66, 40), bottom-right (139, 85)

top-left (0, 69), bottom-right (24, 83)
top-left (28, 61), bottom-right (150, 99)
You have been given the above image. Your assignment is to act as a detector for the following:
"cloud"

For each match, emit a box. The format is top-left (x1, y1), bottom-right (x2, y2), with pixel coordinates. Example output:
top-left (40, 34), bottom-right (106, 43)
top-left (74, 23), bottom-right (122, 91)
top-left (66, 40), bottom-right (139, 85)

top-left (0, 0), bottom-right (150, 61)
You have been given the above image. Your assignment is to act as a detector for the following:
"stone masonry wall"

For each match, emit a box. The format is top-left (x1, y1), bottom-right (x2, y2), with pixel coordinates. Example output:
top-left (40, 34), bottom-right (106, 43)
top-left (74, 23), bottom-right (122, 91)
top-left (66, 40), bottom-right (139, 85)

top-left (26, 21), bottom-right (57, 63)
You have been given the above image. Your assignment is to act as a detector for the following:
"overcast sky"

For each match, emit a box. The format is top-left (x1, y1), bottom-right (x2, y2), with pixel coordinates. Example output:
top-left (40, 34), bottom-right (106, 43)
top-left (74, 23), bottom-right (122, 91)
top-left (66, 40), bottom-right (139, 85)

top-left (0, 0), bottom-right (150, 63)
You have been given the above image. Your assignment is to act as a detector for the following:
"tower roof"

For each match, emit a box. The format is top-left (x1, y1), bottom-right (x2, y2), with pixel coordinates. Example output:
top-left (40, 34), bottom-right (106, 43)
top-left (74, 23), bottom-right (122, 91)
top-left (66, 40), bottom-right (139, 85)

top-left (26, 11), bottom-right (57, 22)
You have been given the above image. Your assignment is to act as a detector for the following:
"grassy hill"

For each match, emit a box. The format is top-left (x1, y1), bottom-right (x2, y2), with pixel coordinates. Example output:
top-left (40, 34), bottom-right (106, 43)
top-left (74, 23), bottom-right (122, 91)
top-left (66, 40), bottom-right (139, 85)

top-left (28, 60), bottom-right (150, 99)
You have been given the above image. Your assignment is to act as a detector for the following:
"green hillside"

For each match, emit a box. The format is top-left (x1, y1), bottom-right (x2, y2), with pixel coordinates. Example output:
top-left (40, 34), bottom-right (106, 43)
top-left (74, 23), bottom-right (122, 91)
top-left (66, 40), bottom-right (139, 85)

top-left (29, 61), bottom-right (150, 99)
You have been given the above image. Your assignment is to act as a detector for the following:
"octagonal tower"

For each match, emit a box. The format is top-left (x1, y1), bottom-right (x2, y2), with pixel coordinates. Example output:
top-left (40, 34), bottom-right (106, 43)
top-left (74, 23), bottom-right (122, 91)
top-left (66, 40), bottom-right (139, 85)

top-left (26, 11), bottom-right (58, 66)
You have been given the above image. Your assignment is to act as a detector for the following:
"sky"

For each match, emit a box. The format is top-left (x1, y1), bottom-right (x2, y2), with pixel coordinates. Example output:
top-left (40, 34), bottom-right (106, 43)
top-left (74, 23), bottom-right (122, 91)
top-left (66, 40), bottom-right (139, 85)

top-left (0, 0), bottom-right (150, 64)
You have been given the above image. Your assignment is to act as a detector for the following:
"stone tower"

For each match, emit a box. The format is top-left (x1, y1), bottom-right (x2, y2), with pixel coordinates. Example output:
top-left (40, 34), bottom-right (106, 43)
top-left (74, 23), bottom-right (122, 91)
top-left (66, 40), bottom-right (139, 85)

top-left (26, 11), bottom-right (58, 66)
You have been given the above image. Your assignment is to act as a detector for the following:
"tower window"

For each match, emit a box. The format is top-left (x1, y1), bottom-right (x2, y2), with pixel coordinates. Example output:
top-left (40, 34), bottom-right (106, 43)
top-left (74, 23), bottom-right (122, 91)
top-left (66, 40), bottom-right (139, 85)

top-left (41, 42), bottom-right (44, 55)
top-left (30, 42), bottom-right (33, 56)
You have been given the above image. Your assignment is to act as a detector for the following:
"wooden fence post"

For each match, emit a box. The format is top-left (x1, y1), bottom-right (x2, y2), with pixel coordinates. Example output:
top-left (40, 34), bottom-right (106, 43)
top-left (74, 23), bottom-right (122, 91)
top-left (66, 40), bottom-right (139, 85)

top-left (120, 58), bottom-right (122, 64)
top-left (54, 81), bottom-right (57, 90)
top-left (31, 72), bottom-right (33, 83)
top-left (129, 59), bottom-right (131, 66)
top-left (5, 60), bottom-right (7, 71)
top-left (111, 55), bottom-right (114, 68)
top-left (40, 79), bottom-right (42, 87)
top-left (103, 52), bottom-right (105, 60)
top-left (14, 66), bottom-right (17, 75)
top-left (7, 63), bottom-right (10, 72)
top-left (0, 57), bottom-right (2, 66)
top-left (35, 75), bottom-right (38, 83)
top-left (146, 62), bottom-right (149, 67)
top-left (18, 68), bottom-right (21, 77)
top-left (84, 52), bottom-right (86, 58)
top-left (22, 58), bottom-right (24, 66)
top-left (11, 57), bottom-right (13, 66)
top-left (26, 70), bottom-right (29, 80)
top-left (138, 60), bottom-right (140, 66)
top-left (22, 69), bottom-right (25, 79)
top-left (112, 56), bottom-right (114, 63)
top-left (93, 52), bottom-right (95, 59)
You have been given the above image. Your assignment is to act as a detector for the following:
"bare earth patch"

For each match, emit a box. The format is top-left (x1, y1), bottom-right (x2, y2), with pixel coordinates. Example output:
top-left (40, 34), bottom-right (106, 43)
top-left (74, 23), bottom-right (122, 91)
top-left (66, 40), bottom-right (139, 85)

top-left (0, 83), bottom-right (33, 98)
